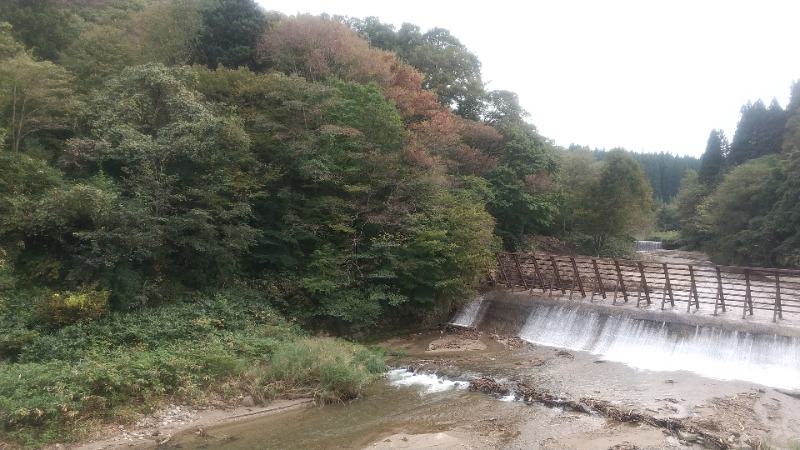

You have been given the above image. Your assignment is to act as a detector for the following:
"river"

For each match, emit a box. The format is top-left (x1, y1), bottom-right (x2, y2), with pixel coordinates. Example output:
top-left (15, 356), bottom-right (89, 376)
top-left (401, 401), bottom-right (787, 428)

top-left (163, 250), bottom-right (800, 449)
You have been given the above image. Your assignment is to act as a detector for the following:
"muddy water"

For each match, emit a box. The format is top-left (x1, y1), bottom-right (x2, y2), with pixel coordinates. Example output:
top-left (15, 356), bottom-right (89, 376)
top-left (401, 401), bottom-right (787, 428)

top-left (164, 378), bottom-right (482, 449)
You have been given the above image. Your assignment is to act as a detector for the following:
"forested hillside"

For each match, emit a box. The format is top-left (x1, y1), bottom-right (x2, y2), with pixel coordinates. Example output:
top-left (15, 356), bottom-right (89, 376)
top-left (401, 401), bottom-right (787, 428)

top-left (0, 0), bottom-right (658, 327)
top-left (672, 83), bottom-right (800, 267)
top-left (0, 1), bottom-right (658, 445)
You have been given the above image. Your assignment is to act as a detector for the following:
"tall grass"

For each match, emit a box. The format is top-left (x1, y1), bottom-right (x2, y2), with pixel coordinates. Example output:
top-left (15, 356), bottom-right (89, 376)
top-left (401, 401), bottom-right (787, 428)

top-left (0, 292), bottom-right (386, 448)
top-left (242, 338), bottom-right (386, 402)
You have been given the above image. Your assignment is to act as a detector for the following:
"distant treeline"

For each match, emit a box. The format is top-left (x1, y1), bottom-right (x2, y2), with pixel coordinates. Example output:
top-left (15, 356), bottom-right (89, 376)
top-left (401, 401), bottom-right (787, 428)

top-left (567, 145), bottom-right (700, 203)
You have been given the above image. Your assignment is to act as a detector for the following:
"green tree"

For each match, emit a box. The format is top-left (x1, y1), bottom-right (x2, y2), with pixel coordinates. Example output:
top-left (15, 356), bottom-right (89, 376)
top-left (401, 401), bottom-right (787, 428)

top-left (192, 0), bottom-right (266, 70)
top-left (729, 99), bottom-right (786, 165)
top-left (698, 129), bottom-right (728, 185)
top-left (60, 24), bottom-right (139, 91)
top-left (580, 149), bottom-right (653, 255)
top-left (769, 150), bottom-right (800, 267)
top-left (481, 90), bottom-right (529, 126)
top-left (323, 81), bottom-right (406, 152)
top-left (68, 64), bottom-right (259, 304)
top-left (672, 170), bottom-right (711, 250)
top-left (341, 16), bottom-right (399, 51)
top-left (0, 52), bottom-right (77, 152)
top-left (557, 148), bottom-right (602, 234)
top-left (705, 156), bottom-right (779, 265)
top-left (783, 81), bottom-right (800, 153)
top-left (133, 0), bottom-right (204, 66)
top-left (0, 22), bottom-right (22, 59)
top-left (405, 28), bottom-right (485, 119)
top-left (0, 0), bottom-right (79, 61)
top-left (0, 151), bottom-right (65, 287)
top-left (485, 123), bottom-right (559, 249)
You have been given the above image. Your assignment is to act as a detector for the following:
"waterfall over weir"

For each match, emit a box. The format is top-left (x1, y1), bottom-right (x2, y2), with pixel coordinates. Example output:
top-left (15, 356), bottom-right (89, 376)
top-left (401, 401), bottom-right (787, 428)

top-left (449, 294), bottom-right (489, 328)
top-left (635, 240), bottom-right (662, 251)
top-left (450, 294), bottom-right (800, 390)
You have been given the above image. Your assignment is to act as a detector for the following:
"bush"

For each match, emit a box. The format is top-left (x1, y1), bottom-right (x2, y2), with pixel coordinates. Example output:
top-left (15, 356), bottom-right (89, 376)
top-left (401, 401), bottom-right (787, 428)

top-left (0, 329), bottom-right (38, 361)
top-left (247, 337), bottom-right (386, 402)
top-left (35, 287), bottom-right (109, 329)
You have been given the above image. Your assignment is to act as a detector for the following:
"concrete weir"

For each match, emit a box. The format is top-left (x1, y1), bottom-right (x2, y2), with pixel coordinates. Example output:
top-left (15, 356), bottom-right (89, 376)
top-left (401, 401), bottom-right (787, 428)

top-left (451, 289), bottom-right (800, 390)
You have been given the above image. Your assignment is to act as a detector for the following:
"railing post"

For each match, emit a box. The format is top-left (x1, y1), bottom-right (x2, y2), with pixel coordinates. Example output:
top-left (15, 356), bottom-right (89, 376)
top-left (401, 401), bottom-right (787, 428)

top-left (714, 266), bottom-right (726, 315)
top-left (774, 271), bottom-right (783, 322)
top-left (512, 253), bottom-right (528, 290)
top-left (637, 262), bottom-right (650, 306)
top-left (613, 260), bottom-right (628, 303)
top-left (530, 256), bottom-right (547, 293)
top-left (743, 269), bottom-right (754, 318)
top-left (571, 257), bottom-right (586, 298)
top-left (550, 256), bottom-right (566, 294)
top-left (687, 265), bottom-right (699, 312)
top-left (592, 259), bottom-right (605, 300)
top-left (661, 263), bottom-right (674, 309)
top-left (496, 253), bottom-right (512, 289)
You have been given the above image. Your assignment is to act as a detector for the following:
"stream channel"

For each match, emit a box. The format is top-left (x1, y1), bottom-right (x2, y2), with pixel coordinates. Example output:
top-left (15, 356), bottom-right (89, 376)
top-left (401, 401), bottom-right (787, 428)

top-left (164, 252), bottom-right (800, 449)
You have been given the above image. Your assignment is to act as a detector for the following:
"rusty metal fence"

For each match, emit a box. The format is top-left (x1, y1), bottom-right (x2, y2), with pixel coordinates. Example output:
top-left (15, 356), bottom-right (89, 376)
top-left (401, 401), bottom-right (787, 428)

top-left (495, 253), bottom-right (800, 322)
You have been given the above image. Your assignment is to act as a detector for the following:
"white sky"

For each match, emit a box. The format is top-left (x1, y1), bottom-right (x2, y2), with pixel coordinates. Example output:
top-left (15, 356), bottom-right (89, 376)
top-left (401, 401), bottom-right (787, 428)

top-left (259, 1), bottom-right (800, 157)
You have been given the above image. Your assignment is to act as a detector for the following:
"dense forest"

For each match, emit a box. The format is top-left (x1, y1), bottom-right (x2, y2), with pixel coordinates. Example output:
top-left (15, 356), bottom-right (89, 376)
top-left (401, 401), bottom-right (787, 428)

top-left (671, 84), bottom-right (800, 267)
top-left (0, 0), bottom-right (770, 445)
top-left (0, 0), bottom-right (663, 330)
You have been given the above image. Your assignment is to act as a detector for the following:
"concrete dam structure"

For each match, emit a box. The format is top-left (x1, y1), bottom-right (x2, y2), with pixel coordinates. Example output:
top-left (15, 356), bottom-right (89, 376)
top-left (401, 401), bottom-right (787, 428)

top-left (451, 289), bottom-right (800, 391)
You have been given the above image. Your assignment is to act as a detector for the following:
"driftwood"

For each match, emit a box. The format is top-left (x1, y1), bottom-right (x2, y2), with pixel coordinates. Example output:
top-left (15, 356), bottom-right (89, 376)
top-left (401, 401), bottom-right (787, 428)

top-left (471, 378), bottom-right (738, 449)
top-left (468, 377), bottom-right (511, 396)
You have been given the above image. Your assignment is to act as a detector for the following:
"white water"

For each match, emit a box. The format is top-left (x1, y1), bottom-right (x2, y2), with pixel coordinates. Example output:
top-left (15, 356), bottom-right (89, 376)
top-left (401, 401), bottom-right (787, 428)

top-left (387, 369), bottom-right (469, 393)
top-left (518, 303), bottom-right (800, 390)
top-left (635, 240), bottom-right (663, 251)
top-left (449, 295), bottom-right (487, 328)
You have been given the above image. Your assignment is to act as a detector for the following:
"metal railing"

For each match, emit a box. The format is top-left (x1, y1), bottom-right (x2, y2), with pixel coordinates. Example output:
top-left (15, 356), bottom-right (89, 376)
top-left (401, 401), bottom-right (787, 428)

top-left (495, 253), bottom-right (800, 322)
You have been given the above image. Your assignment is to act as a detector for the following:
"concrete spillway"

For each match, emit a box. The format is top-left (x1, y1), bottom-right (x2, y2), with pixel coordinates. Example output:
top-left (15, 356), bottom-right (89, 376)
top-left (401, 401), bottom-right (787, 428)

top-left (635, 240), bottom-right (663, 251)
top-left (450, 291), bottom-right (800, 390)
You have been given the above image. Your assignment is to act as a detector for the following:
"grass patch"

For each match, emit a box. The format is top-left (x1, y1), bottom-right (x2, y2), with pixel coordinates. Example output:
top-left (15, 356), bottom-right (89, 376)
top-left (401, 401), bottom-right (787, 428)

top-left (0, 290), bottom-right (387, 448)
top-left (232, 338), bottom-right (387, 403)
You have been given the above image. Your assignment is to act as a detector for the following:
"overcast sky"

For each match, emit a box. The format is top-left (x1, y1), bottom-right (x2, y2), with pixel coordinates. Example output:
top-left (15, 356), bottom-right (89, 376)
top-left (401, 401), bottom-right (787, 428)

top-left (259, 1), bottom-right (799, 157)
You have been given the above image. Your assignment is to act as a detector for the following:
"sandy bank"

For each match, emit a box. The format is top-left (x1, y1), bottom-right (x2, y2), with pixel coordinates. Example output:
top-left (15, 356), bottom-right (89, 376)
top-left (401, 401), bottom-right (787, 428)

top-left (61, 398), bottom-right (313, 450)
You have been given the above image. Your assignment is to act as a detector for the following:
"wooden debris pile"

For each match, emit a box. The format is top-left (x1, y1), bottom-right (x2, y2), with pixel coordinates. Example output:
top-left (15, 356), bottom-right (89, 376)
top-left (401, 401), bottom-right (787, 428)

top-left (468, 377), bottom-right (511, 396)
top-left (471, 377), bottom-right (764, 450)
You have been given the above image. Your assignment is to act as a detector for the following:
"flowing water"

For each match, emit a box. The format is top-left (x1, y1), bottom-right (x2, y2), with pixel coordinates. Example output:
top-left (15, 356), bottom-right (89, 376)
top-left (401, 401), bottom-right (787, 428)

top-left (164, 289), bottom-right (800, 449)
top-left (516, 302), bottom-right (800, 390)
top-left (635, 240), bottom-right (663, 251)
top-left (163, 370), bottom-right (536, 449)
top-left (448, 294), bottom-right (488, 328)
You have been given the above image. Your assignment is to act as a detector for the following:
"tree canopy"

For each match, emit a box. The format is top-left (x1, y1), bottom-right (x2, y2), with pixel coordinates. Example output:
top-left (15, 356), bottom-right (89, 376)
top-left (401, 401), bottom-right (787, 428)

top-left (0, 3), bottom-right (663, 336)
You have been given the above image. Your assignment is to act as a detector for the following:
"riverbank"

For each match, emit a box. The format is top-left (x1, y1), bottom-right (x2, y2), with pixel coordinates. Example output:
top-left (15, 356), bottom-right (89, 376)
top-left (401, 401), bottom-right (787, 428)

top-left (66, 399), bottom-right (314, 450)
top-left (370, 329), bottom-right (800, 449)
top-left (155, 328), bottom-right (800, 449)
